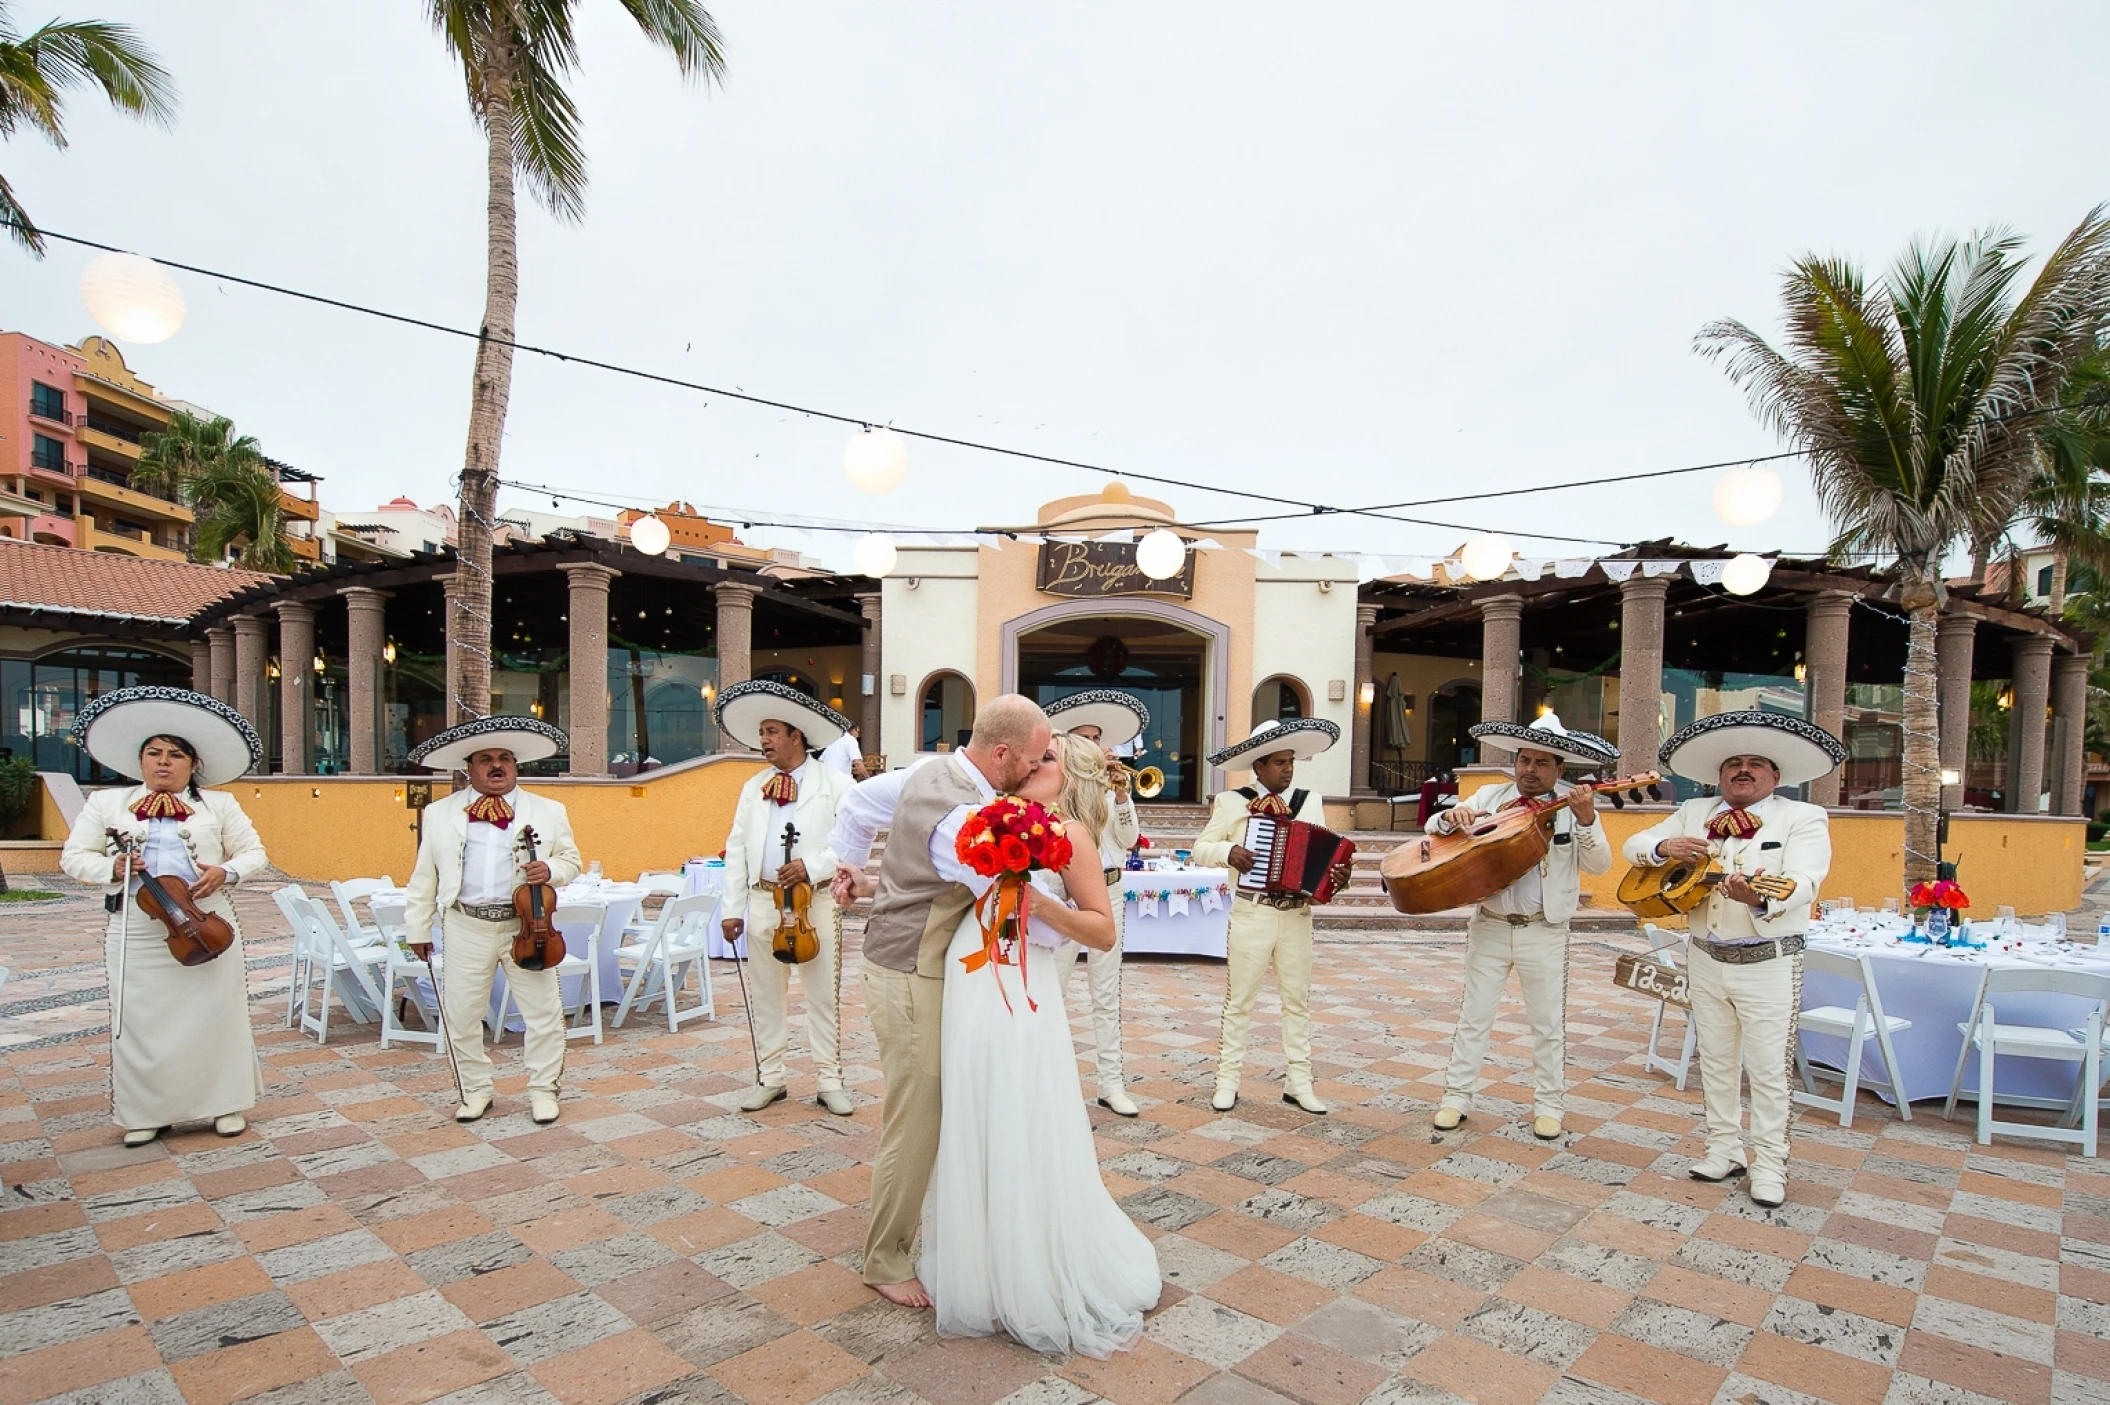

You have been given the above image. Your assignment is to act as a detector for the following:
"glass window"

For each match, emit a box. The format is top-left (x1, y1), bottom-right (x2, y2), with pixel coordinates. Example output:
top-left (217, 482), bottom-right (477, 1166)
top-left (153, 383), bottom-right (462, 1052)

top-left (2037, 564), bottom-right (2055, 598)
top-left (607, 647), bottom-right (718, 773)
top-left (29, 382), bottom-right (64, 421)
top-left (921, 674), bottom-right (977, 752)
top-left (31, 435), bottom-right (66, 472)
top-left (2, 647), bottom-right (194, 781)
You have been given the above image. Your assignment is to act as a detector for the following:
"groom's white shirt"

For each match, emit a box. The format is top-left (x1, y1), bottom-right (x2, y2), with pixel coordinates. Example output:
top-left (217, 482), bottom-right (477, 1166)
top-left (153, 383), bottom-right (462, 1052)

top-left (929, 751), bottom-right (998, 897)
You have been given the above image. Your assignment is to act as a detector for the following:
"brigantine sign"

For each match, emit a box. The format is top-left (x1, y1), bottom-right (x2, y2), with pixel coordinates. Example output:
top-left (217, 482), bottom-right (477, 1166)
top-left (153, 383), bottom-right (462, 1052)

top-left (1036, 539), bottom-right (1195, 599)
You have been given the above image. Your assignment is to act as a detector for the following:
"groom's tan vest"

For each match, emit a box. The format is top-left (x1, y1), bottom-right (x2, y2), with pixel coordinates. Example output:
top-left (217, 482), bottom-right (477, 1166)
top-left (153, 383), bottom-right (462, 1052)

top-left (864, 759), bottom-right (984, 979)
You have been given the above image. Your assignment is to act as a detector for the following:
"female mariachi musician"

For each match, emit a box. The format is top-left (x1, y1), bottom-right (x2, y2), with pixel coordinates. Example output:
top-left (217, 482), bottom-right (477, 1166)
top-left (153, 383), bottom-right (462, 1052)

top-left (60, 687), bottom-right (269, 1147)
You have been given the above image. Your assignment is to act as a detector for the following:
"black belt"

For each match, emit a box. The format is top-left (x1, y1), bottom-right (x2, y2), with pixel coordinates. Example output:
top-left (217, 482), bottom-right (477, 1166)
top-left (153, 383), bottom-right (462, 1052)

top-left (1698, 933), bottom-right (1805, 965)
top-left (1236, 889), bottom-right (1310, 911)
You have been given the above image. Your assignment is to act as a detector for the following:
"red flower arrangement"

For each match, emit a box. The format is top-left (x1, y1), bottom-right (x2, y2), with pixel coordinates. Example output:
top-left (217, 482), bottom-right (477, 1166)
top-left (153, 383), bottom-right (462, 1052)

top-left (1908, 879), bottom-right (1970, 913)
top-left (955, 796), bottom-right (1075, 1012)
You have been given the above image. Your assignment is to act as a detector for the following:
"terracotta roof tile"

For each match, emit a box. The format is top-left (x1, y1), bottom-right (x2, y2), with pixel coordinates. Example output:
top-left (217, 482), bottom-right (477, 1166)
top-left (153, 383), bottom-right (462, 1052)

top-left (0, 537), bottom-right (276, 625)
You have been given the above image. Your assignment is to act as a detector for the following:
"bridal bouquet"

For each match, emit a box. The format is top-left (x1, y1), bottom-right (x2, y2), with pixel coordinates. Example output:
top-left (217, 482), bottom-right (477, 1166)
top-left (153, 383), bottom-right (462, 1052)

top-left (956, 796), bottom-right (1075, 1012)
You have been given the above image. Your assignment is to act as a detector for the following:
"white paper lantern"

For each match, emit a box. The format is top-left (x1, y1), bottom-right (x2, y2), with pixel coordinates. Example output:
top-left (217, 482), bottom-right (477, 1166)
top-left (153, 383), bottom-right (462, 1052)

top-left (1459, 533), bottom-right (1514, 581)
top-left (844, 427), bottom-right (909, 493)
top-left (1721, 552), bottom-right (1773, 595)
top-left (629, 513), bottom-right (671, 556)
top-left (1713, 466), bottom-right (1783, 528)
top-left (79, 252), bottom-right (186, 344)
top-left (1134, 528), bottom-right (1186, 580)
top-left (852, 532), bottom-right (897, 578)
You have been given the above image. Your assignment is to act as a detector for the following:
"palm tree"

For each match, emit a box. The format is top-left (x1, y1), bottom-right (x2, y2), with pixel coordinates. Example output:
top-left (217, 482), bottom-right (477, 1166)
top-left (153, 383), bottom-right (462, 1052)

top-left (135, 408), bottom-right (259, 499)
top-left (137, 410), bottom-right (295, 572)
top-left (2014, 352), bottom-right (2110, 614)
top-left (0, 3), bottom-right (174, 254)
top-left (1698, 210), bottom-right (2110, 883)
top-left (425, 1), bottom-right (724, 720)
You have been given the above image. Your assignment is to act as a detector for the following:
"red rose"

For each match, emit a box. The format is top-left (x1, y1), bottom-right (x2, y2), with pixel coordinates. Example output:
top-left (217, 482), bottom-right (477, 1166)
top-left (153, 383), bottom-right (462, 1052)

top-left (966, 844), bottom-right (1004, 878)
top-left (997, 834), bottom-right (1031, 872)
top-left (1044, 833), bottom-right (1074, 869)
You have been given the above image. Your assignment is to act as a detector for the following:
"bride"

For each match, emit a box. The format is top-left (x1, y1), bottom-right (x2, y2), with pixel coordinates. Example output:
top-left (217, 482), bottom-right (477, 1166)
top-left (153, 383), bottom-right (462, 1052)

top-left (920, 732), bottom-right (1163, 1357)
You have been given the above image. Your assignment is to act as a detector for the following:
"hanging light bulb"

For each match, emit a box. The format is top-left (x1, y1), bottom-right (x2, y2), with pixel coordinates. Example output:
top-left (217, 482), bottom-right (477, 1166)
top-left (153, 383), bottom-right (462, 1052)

top-left (844, 427), bottom-right (909, 493)
top-left (852, 532), bottom-right (898, 577)
top-left (1721, 552), bottom-right (1773, 595)
top-left (79, 252), bottom-right (186, 344)
top-left (1134, 528), bottom-right (1186, 580)
top-left (629, 513), bottom-right (672, 556)
top-left (1459, 533), bottom-right (1514, 581)
top-left (1713, 466), bottom-right (1783, 528)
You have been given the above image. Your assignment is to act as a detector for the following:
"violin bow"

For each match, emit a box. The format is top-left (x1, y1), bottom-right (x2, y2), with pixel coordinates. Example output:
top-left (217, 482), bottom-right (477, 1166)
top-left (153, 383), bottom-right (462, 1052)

top-left (108, 829), bottom-right (134, 1042)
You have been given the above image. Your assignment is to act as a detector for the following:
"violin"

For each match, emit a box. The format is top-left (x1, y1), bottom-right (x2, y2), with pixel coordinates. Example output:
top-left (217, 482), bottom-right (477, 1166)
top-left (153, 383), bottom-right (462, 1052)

top-left (510, 824), bottom-right (565, 971)
top-left (105, 828), bottom-right (235, 967)
top-left (771, 820), bottom-right (820, 965)
top-left (1379, 772), bottom-right (1663, 915)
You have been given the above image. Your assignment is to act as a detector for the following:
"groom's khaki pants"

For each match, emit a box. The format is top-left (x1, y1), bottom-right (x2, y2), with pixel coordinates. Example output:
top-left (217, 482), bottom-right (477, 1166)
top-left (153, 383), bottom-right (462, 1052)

top-left (861, 959), bottom-right (943, 1286)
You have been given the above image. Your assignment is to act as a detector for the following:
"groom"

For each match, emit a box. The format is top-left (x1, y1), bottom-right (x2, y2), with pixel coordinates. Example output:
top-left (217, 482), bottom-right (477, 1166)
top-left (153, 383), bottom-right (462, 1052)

top-left (858, 694), bottom-right (1051, 1308)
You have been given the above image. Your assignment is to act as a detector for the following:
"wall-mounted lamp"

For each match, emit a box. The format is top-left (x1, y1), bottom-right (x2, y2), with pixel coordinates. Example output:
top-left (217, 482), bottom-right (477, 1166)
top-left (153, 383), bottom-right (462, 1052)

top-left (383, 641), bottom-right (397, 665)
top-left (905, 577), bottom-right (921, 589)
top-left (313, 654), bottom-right (326, 675)
top-left (1358, 680), bottom-right (1376, 706)
top-left (1793, 663), bottom-right (1807, 684)
top-left (1998, 688), bottom-right (2014, 710)
top-left (1318, 580), bottom-right (1333, 594)
top-left (1940, 768), bottom-right (1962, 787)
top-left (265, 660), bottom-right (280, 680)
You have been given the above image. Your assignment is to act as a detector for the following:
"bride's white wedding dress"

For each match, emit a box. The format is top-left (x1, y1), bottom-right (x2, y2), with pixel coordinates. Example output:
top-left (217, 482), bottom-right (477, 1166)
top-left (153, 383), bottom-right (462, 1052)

top-left (919, 871), bottom-right (1161, 1357)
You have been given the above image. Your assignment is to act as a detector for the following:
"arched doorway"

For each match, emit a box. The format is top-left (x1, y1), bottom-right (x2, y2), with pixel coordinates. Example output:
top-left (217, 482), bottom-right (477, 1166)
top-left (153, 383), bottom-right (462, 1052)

top-left (1252, 675), bottom-right (1309, 723)
top-left (920, 671), bottom-right (976, 751)
top-left (1429, 679), bottom-right (1482, 772)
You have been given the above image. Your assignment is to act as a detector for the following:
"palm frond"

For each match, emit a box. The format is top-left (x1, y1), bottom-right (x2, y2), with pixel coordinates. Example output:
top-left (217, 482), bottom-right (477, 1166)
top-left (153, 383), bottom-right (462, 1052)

top-left (1, 17), bottom-right (174, 144)
top-left (614, 0), bottom-right (727, 82)
top-left (0, 167), bottom-right (40, 253)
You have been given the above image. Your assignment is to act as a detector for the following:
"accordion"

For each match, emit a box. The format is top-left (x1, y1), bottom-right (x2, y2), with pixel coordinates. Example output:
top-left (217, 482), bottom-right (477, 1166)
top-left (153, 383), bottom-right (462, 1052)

top-left (1237, 816), bottom-right (1356, 903)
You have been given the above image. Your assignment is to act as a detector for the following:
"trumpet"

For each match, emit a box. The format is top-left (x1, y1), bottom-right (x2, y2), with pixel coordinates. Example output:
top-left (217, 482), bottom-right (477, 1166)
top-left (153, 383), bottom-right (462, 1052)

top-left (1111, 761), bottom-right (1166, 799)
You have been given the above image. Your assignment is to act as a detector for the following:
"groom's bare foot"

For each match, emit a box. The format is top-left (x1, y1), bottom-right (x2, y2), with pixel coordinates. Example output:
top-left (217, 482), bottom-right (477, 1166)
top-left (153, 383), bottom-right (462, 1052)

top-left (873, 1277), bottom-right (931, 1309)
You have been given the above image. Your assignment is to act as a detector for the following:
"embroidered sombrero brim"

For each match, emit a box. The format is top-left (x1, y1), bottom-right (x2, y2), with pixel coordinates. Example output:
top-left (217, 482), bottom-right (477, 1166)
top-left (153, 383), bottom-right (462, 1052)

top-left (1045, 689), bottom-right (1150, 748)
top-left (72, 686), bottom-right (262, 787)
top-left (1207, 717), bottom-right (1340, 767)
top-left (1469, 719), bottom-right (1617, 767)
top-left (714, 679), bottom-right (852, 751)
top-left (409, 716), bottom-right (568, 772)
top-left (1659, 710), bottom-right (1846, 786)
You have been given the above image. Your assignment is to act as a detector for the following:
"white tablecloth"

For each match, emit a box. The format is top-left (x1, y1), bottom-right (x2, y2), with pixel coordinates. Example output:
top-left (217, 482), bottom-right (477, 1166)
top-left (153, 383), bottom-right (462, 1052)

top-left (1804, 914), bottom-right (2110, 1107)
top-left (681, 860), bottom-right (739, 958)
top-left (1117, 867), bottom-right (1233, 959)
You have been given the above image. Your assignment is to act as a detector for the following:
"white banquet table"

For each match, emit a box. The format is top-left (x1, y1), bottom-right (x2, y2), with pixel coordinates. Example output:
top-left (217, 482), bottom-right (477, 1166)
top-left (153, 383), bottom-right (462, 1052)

top-left (1803, 916), bottom-right (2110, 1108)
top-left (1116, 867), bottom-right (1233, 959)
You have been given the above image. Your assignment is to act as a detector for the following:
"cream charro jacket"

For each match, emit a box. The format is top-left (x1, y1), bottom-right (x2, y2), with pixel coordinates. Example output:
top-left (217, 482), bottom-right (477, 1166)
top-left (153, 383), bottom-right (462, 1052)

top-left (1622, 793), bottom-right (1830, 939)
top-left (720, 759), bottom-right (850, 924)
top-left (403, 788), bottom-right (583, 937)
top-left (62, 785), bottom-right (270, 891)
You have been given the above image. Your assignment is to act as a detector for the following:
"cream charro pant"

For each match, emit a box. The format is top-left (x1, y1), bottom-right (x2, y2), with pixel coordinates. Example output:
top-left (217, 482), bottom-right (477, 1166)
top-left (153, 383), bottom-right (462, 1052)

top-left (1442, 912), bottom-right (1571, 1119)
top-left (740, 888), bottom-right (843, 1092)
top-left (1688, 943), bottom-right (1801, 1177)
top-left (862, 959), bottom-right (944, 1287)
top-left (440, 910), bottom-right (565, 1100)
top-left (1214, 898), bottom-right (1316, 1095)
top-left (1065, 875), bottom-right (1127, 1093)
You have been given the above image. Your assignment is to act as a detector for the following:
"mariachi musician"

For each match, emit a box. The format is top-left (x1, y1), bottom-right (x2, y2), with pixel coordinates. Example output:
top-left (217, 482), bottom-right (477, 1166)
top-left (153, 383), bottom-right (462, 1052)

top-left (1429, 714), bottom-right (1616, 1141)
top-left (1043, 689), bottom-right (1148, 1117)
top-left (1192, 718), bottom-right (1351, 1115)
top-left (403, 716), bottom-right (583, 1126)
top-left (62, 687), bottom-right (271, 1146)
top-left (1622, 711), bottom-right (1842, 1209)
top-left (717, 681), bottom-right (855, 1116)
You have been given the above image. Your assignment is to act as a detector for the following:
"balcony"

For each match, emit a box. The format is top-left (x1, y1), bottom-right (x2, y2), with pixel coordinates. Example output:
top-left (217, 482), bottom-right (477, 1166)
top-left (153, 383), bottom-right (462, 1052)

top-left (75, 470), bottom-right (192, 524)
top-left (28, 402), bottom-right (74, 429)
top-left (29, 450), bottom-right (69, 473)
top-left (82, 413), bottom-right (145, 443)
top-left (76, 513), bottom-right (185, 562)
top-left (76, 422), bottom-right (144, 458)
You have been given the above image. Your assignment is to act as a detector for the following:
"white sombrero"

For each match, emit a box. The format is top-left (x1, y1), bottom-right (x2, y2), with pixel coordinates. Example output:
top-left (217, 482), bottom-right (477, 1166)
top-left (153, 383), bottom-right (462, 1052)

top-left (71, 686), bottom-right (262, 787)
top-left (408, 716), bottom-right (569, 773)
top-left (1046, 689), bottom-right (1150, 748)
top-left (714, 679), bottom-right (852, 751)
top-left (1470, 713), bottom-right (1617, 768)
top-left (1659, 710), bottom-right (1846, 787)
top-left (1207, 717), bottom-right (1339, 767)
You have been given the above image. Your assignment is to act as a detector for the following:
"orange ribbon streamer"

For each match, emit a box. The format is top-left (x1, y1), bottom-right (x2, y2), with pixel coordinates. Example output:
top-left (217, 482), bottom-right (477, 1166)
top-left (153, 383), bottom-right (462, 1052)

top-left (958, 872), bottom-right (1038, 1014)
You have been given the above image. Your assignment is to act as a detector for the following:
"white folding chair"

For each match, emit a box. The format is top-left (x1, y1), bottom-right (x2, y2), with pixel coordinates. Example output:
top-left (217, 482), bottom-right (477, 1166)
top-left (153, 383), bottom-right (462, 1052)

top-left (613, 893), bottom-right (718, 1032)
top-left (283, 890), bottom-right (389, 1043)
top-left (1638, 923), bottom-right (1699, 1090)
top-left (370, 896), bottom-right (442, 1051)
top-left (616, 871), bottom-right (686, 943)
top-left (330, 877), bottom-right (396, 946)
top-left (1795, 947), bottom-right (1913, 1125)
top-left (276, 885), bottom-right (315, 1030)
top-left (550, 902), bottom-right (607, 1044)
top-left (1944, 967), bottom-right (2110, 1157)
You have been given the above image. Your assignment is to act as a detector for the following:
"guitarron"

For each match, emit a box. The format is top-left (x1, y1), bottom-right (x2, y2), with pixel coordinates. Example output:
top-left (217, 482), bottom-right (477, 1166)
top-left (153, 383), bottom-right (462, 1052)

top-left (1380, 773), bottom-right (1661, 915)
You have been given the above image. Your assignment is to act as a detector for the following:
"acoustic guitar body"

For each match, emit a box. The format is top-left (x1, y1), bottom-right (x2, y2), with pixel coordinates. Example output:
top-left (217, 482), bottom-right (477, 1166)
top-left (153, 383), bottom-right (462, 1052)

top-left (1380, 810), bottom-right (1551, 914)
top-left (1615, 861), bottom-right (1711, 919)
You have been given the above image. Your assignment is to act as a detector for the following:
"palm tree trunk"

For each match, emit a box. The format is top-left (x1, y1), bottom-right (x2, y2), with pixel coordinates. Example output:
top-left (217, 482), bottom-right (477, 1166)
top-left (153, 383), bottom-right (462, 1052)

top-left (1969, 540), bottom-right (1989, 588)
top-left (2050, 544), bottom-right (2070, 616)
top-left (453, 34), bottom-right (519, 723)
top-left (1900, 595), bottom-right (1943, 886)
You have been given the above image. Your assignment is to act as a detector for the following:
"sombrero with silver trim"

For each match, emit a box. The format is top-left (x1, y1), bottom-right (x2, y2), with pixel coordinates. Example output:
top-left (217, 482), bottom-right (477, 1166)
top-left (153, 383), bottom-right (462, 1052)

top-left (714, 679), bottom-right (852, 751)
top-left (1470, 713), bottom-right (1617, 768)
top-left (1659, 709), bottom-right (1846, 786)
top-left (1207, 717), bottom-right (1339, 767)
top-left (409, 716), bottom-right (568, 772)
top-left (1045, 689), bottom-right (1150, 748)
top-left (71, 686), bottom-right (262, 787)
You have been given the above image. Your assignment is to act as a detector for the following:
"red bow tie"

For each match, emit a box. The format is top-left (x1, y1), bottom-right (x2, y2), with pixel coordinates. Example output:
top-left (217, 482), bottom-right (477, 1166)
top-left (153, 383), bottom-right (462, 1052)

top-left (134, 793), bottom-right (191, 822)
top-left (466, 795), bottom-right (515, 829)
top-left (1248, 793), bottom-right (1292, 818)
top-left (1706, 807), bottom-right (1760, 841)
top-left (762, 772), bottom-right (798, 807)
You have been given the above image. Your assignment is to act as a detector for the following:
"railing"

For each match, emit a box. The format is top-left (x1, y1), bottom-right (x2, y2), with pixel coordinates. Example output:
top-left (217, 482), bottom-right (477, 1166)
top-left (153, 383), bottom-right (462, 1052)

top-left (82, 414), bottom-right (145, 444)
top-left (1370, 759), bottom-right (1443, 796)
top-left (86, 466), bottom-right (131, 488)
top-left (29, 451), bottom-right (69, 472)
top-left (100, 520), bottom-right (146, 540)
top-left (28, 402), bottom-right (74, 427)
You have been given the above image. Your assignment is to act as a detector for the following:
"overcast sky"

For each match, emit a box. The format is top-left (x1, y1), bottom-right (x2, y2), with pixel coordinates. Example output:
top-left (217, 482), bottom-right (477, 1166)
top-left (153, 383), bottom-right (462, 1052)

top-left (7, 1), bottom-right (2106, 570)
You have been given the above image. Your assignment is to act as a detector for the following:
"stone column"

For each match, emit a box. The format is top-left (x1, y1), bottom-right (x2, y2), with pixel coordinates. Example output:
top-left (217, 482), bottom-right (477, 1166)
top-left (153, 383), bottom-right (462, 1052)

top-left (440, 574), bottom-right (465, 725)
top-left (275, 600), bottom-right (316, 775)
top-left (191, 641), bottom-right (210, 693)
top-left (856, 592), bottom-right (883, 747)
top-left (2007, 634), bottom-right (2054, 814)
top-left (207, 627), bottom-right (235, 705)
top-left (1936, 613), bottom-right (1977, 812)
top-left (715, 581), bottom-right (762, 689)
top-left (232, 614), bottom-right (270, 738)
top-left (343, 587), bottom-right (389, 774)
top-left (1803, 592), bottom-right (1854, 807)
top-left (1477, 594), bottom-right (1524, 730)
top-left (1616, 576), bottom-right (1670, 778)
top-left (1350, 602), bottom-right (1380, 792)
top-left (560, 563), bottom-right (618, 776)
top-left (2051, 652), bottom-right (2090, 817)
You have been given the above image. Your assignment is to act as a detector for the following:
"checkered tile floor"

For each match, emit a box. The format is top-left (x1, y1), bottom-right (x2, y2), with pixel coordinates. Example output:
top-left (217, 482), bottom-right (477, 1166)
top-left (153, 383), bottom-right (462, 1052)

top-left (2, 882), bottom-right (2107, 1405)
